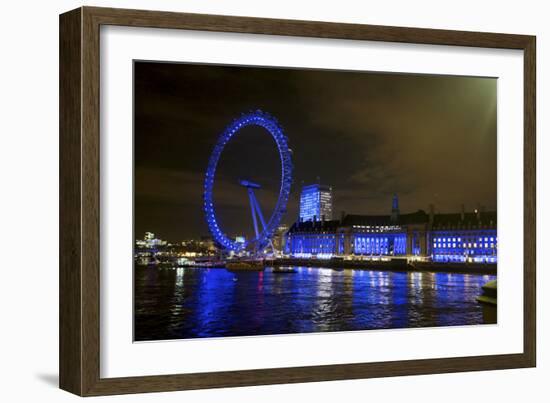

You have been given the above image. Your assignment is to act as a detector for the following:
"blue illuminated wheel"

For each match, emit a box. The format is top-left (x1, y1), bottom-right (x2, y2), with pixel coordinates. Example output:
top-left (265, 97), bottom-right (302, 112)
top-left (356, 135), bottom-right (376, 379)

top-left (203, 110), bottom-right (293, 252)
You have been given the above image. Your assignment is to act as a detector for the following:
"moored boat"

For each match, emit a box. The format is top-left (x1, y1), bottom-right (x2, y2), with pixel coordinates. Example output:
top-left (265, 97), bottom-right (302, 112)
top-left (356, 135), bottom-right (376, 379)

top-left (226, 260), bottom-right (265, 271)
top-left (476, 280), bottom-right (497, 323)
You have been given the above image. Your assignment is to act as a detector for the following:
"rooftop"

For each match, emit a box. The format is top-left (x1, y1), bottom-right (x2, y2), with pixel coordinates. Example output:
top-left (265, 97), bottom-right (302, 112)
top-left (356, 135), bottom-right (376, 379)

top-left (288, 210), bottom-right (496, 233)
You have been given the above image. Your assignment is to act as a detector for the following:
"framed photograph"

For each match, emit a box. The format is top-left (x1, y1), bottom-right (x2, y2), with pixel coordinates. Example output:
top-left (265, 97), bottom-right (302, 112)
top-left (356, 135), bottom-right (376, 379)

top-left (59, 6), bottom-right (536, 396)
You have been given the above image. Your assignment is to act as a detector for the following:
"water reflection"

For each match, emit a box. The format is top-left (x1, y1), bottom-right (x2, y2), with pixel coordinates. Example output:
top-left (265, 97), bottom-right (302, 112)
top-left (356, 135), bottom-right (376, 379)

top-left (134, 266), bottom-right (496, 341)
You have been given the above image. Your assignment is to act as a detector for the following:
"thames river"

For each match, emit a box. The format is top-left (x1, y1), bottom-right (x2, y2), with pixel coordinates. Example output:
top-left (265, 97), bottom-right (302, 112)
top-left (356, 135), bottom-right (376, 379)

top-left (134, 266), bottom-right (495, 341)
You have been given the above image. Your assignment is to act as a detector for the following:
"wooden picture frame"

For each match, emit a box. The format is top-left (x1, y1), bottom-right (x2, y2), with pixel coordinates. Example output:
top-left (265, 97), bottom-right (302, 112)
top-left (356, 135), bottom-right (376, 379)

top-left (59, 6), bottom-right (536, 396)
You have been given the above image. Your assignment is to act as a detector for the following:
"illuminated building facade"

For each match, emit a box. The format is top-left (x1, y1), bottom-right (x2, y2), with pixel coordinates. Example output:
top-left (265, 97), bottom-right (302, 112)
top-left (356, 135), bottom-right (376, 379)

top-left (299, 184), bottom-right (333, 222)
top-left (135, 232), bottom-right (168, 248)
top-left (429, 209), bottom-right (497, 263)
top-left (286, 196), bottom-right (497, 264)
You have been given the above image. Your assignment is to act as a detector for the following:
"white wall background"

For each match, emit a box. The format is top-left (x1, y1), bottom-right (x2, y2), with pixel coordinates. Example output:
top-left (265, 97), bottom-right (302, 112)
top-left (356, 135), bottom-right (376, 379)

top-left (0, 0), bottom-right (547, 401)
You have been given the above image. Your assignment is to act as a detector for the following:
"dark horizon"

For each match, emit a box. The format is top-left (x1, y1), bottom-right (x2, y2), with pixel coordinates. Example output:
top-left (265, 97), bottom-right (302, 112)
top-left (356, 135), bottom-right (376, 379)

top-left (134, 61), bottom-right (497, 242)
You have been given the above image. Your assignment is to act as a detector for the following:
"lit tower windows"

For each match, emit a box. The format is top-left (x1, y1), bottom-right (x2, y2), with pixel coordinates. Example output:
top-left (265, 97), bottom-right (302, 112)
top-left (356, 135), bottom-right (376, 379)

top-left (299, 184), bottom-right (333, 222)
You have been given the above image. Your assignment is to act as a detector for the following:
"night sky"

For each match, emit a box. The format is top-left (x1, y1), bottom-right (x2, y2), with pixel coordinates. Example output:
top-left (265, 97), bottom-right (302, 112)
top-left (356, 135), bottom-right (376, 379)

top-left (134, 61), bottom-right (496, 242)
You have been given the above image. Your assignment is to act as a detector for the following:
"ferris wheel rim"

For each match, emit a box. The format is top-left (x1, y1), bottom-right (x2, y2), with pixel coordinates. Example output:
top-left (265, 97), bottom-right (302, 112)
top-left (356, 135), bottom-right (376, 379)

top-left (203, 110), bottom-right (293, 252)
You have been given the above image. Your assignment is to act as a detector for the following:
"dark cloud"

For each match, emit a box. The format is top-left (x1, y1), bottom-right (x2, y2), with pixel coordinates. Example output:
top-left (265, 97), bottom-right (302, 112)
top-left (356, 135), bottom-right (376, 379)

top-left (134, 62), bottom-right (496, 241)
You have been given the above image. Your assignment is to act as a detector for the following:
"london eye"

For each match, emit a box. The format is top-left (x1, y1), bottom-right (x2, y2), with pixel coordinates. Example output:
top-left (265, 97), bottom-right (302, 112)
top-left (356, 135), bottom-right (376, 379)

top-left (203, 110), bottom-right (293, 253)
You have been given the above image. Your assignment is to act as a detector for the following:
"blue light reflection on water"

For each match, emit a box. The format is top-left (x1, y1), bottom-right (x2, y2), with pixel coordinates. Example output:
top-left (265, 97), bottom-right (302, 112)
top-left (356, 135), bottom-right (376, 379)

top-left (134, 266), bottom-right (495, 341)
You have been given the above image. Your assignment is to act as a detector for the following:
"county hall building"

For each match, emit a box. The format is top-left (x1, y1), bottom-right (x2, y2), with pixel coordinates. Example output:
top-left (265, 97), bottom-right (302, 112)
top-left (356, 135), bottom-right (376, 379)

top-left (285, 186), bottom-right (497, 264)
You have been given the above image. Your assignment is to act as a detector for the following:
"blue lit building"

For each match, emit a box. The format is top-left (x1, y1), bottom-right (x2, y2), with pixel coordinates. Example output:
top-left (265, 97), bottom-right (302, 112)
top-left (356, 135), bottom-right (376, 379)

top-left (429, 210), bottom-right (497, 263)
top-left (299, 184), bottom-right (333, 222)
top-left (285, 195), bottom-right (497, 264)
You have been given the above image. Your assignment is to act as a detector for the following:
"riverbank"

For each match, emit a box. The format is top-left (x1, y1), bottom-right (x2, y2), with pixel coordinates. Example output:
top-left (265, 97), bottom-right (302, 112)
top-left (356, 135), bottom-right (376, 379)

top-left (148, 257), bottom-right (497, 275)
top-left (271, 257), bottom-right (497, 275)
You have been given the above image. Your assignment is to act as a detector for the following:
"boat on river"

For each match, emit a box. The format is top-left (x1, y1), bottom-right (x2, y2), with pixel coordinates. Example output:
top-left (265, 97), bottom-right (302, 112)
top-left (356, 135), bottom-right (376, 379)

top-left (476, 280), bottom-right (497, 323)
top-left (226, 260), bottom-right (265, 271)
top-left (194, 261), bottom-right (226, 268)
top-left (192, 256), bottom-right (226, 268)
